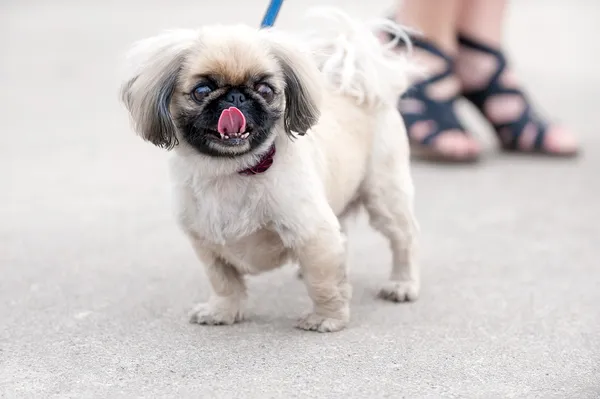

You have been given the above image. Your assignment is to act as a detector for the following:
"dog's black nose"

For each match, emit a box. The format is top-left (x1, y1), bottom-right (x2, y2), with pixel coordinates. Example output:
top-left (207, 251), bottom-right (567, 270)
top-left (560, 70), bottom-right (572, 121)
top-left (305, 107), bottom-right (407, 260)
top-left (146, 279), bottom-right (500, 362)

top-left (225, 90), bottom-right (247, 107)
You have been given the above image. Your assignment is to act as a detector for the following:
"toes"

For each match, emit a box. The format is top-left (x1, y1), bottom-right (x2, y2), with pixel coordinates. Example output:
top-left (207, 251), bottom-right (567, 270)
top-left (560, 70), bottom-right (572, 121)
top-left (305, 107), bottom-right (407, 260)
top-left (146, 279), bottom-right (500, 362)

top-left (295, 313), bottom-right (348, 333)
top-left (434, 130), bottom-right (468, 157)
top-left (542, 125), bottom-right (579, 155)
top-left (506, 123), bottom-right (579, 155)
top-left (188, 303), bottom-right (242, 325)
top-left (410, 126), bottom-right (481, 161)
top-left (467, 137), bottom-right (481, 156)
top-left (379, 280), bottom-right (420, 302)
top-left (433, 130), bottom-right (480, 160)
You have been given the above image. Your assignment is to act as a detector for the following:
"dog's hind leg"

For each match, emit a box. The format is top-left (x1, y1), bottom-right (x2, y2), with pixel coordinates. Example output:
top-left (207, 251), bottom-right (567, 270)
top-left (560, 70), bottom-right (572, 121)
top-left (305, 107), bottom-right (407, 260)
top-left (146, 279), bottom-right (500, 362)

top-left (363, 108), bottom-right (420, 302)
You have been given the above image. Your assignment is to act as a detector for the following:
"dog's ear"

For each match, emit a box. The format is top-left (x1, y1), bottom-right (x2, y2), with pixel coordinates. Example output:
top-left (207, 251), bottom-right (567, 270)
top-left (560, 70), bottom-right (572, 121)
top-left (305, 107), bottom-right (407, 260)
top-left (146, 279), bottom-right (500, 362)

top-left (120, 30), bottom-right (199, 149)
top-left (265, 33), bottom-right (322, 137)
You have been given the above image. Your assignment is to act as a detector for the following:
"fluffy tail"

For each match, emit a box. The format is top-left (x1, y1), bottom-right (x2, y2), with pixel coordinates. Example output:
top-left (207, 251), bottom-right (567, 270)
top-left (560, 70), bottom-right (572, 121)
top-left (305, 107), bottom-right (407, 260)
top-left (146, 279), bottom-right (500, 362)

top-left (302, 7), bottom-right (418, 107)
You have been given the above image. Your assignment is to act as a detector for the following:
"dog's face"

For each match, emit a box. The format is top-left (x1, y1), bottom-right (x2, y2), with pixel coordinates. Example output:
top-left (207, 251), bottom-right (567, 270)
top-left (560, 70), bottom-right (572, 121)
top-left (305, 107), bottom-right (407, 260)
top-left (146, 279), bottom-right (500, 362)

top-left (121, 26), bottom-right (322, 158)
top-left (173, 31), bottom-right (286, 157)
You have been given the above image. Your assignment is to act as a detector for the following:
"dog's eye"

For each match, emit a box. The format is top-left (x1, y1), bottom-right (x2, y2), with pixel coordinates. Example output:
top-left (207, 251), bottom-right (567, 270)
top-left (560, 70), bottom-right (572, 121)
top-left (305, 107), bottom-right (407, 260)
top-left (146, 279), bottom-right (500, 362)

top-left (255, 83), bottom-right (274, 102)
top-left (191, 85), bottom-right (213, 103)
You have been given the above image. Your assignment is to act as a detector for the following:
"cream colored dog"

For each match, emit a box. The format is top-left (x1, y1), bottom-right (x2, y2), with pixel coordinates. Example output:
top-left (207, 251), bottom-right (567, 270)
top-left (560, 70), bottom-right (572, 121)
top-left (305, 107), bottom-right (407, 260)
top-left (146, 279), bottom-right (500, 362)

top-left (120, 8), bottom-right (419, 332)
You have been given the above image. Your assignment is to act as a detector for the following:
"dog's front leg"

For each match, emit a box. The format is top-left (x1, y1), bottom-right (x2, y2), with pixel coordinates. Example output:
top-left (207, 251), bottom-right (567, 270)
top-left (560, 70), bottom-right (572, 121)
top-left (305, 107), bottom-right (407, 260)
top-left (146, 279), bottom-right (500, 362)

top-left (187, 240), bottom-right (246, 326)
top-left (294, 224), bottom-right (351, 333)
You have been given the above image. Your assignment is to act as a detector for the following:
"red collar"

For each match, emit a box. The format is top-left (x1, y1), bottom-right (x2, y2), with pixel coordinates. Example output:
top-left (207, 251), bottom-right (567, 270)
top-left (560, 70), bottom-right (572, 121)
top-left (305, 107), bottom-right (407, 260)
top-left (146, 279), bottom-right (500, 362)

top-left (238, 145), bottom-right (276, 176)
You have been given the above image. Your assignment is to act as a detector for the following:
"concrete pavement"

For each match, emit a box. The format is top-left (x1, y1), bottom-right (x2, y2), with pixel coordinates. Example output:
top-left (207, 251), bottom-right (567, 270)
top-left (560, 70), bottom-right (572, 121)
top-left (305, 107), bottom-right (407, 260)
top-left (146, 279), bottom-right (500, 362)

top-left (1, 1), bottom-right (599, 397)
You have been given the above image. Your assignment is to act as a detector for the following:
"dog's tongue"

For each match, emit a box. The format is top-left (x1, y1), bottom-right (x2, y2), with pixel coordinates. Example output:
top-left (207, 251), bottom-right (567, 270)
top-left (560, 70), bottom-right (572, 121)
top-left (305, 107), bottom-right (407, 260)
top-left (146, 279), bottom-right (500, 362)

top-left (217, 107), bottom-right (246, 136)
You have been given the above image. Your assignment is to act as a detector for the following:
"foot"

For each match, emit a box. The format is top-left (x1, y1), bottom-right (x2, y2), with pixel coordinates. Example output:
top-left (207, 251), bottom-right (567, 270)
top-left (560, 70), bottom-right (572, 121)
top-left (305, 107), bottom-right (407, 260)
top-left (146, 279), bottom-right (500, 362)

top-left (389, 34), bottom-right (480, 162)
top-left (456, 34), bottom-right (578, 156)
top-left (379, 280), bottom-right (420, 302)
top-left (188, 302), bottom-right (243, 325)
top-left (295, 312), bottom-right (348, 333)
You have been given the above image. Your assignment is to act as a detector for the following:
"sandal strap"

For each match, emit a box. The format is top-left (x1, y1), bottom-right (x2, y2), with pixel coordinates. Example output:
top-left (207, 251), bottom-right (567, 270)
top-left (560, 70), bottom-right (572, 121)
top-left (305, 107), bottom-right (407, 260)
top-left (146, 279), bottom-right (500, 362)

top-left (410, 36), bottom-right (454, 66)
top-left (384, 29), bottom-right (455, 85)
top-left (386, 33), bottom-right (466, 145)
top-left (494, 103), bottom-right (548, 150)
top-left (458, 34), bottom-right (509, 109)
top-left (400, 87), bottom-right (464, 145)
top-left (458, 34), bottom-right (548, 151)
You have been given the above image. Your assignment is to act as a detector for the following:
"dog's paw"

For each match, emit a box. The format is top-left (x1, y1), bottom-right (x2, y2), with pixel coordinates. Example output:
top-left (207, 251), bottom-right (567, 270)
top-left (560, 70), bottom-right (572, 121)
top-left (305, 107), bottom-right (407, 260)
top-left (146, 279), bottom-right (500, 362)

top-left (188, 303), bottom-right (243, 325)
top-left (295, 313), bottom-right (348, 333)
top-left (378, 280), bottom-right (420, 302)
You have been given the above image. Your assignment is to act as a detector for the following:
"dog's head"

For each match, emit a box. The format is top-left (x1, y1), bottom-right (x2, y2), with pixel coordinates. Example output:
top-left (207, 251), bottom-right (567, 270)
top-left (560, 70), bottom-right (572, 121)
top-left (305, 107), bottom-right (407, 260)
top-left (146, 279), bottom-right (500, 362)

top-left (120, 25), bottom-right (322, 158)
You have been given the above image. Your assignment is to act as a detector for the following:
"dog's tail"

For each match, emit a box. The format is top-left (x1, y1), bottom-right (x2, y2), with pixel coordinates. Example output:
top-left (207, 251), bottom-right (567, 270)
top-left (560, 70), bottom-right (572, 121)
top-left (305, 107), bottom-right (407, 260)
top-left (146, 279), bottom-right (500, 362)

top-left (303, 7), bottom-right (417, 108)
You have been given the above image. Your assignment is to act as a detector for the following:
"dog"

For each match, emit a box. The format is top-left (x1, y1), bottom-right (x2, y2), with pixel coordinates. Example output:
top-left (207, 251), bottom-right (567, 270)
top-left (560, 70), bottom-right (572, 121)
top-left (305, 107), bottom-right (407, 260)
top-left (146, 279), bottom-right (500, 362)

top-left (120, 8), bottom-right (419, 332)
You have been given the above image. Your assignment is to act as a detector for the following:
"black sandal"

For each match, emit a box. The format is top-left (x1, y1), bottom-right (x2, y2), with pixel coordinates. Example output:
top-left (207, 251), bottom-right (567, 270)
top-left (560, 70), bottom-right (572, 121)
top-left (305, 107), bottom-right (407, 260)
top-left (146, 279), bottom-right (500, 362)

top-left (392, 36), bottom-right (479, 162)
top-left (458, 34), bottom-right (578, 156)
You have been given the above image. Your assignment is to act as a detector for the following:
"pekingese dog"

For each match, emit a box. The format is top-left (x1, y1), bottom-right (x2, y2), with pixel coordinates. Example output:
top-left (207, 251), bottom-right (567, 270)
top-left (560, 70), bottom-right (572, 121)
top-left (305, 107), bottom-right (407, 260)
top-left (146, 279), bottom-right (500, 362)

top-left (120, 8), bottom-right (419, 332)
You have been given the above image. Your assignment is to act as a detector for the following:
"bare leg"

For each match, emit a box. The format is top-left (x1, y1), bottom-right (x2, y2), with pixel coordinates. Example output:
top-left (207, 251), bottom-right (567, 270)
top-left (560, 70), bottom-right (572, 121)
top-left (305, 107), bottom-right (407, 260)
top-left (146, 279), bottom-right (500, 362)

top-left (455, 0), bottom-right (578, 154)
top-left (396, 0), bottom-right (460, 52)
top-left (188, 239), bottom-right (246, 325)
top-left (456, 0), bottom-right (505, 46)
top-left (393, 0), bottom-right (480, 159)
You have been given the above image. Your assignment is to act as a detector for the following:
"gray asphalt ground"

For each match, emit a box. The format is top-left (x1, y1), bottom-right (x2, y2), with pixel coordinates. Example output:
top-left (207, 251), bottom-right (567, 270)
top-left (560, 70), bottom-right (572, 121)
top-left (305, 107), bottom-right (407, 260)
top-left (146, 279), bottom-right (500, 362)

top-left (1, 1), bottom-right (599, 397)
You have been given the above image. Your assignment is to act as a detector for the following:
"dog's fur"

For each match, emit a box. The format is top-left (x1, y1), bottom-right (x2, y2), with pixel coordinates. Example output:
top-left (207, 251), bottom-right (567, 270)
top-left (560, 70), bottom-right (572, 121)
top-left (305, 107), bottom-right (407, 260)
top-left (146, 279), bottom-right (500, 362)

top-left (120, 8), bottom-right (419, 332)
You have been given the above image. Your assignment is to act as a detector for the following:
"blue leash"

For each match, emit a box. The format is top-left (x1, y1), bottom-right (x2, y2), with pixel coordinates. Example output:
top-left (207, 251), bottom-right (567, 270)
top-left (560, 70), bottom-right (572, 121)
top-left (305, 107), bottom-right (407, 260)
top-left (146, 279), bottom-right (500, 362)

top-left (260, 0), bottom-right (283, 28)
